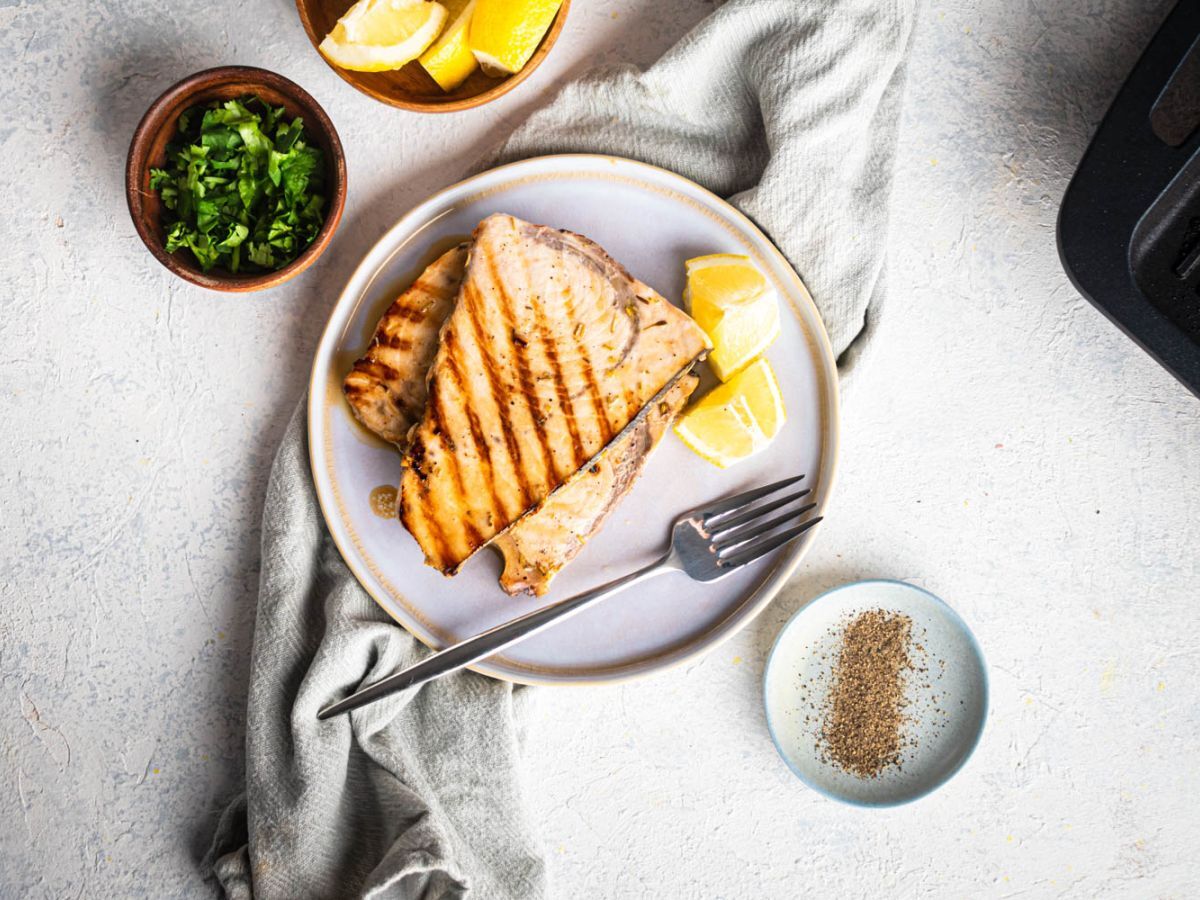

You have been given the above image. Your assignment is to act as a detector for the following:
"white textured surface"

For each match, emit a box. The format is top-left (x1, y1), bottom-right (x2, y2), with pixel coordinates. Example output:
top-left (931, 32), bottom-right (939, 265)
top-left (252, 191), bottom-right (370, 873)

top-left (2, 0), bottom-right (1198, 897)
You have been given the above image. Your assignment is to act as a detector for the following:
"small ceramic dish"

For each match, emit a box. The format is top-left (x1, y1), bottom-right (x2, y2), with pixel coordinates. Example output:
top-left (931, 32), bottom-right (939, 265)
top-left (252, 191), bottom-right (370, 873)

top-left (294, 0), bottom-right (570, 112)
top-left (763, 580), bottom-right (988, 806)
top-left (126, 66), bottom-right (347, 292)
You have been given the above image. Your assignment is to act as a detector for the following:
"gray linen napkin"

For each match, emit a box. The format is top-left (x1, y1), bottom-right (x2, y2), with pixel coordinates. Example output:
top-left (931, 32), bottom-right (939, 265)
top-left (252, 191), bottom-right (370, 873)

top-left (207, 405), bottom-right (546, 900)
top-left (208, 0), bottom-right (915, 896)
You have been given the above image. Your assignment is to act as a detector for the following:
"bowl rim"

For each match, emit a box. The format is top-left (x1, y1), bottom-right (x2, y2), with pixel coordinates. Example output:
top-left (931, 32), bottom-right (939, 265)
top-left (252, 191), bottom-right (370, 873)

top-left (125, 64), bottom-right (347, 292)
top-left (761, 578), bottom-right (989, 808)
top-left (293, 0), bottom-right (570, 113)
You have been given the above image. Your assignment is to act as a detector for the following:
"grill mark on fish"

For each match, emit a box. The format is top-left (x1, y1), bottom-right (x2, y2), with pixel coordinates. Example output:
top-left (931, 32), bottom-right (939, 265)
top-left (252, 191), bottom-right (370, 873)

top-left (403, 392), bottom-right (449, 564)
top-left (537, 339), bottom-right (577, 477)
top-left (394, 305), bottom-right (429, 324)
top-left (556, 278), bottom-right (608, 449)
top-left (578, 355), bottom-right (614, 443)
top-left (380, 334), bottom-right (413, 351)
top-left (511, 331), bottom-right (573, 471)
top-left (527, 231), bottom-right (605, 440)
top-left (515, 243), bottom-right (587, 472)
top-left (440, 328), bottom-right (503, 529)
top-left (426, 374), bottom-right (484, 559)
top-left (521, 228), bottom-right (620, 443)
top-left (368, 362), bottom-right (401, 383)
top-left (460, 278), bottom-right (535, 512)
top-left (481, 247), bottom-right (559, 487)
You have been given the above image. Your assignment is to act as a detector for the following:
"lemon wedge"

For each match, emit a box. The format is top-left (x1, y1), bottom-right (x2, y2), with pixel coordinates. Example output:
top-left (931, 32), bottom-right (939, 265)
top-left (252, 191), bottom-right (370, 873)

top-left (419, 0), bottom-right (478, 90)
top-left (674, 359), bottom-right (785, 468)
top-left (319, 0), bottom-right (447, 73)
top-left (468, 0), bottom-right (563, 76)
top-left (727, 358), bottom-right (786, 439)
top-left (675, 394), bottom-right (769, 470)
top-left (684, 254), bottom-right (781, 381)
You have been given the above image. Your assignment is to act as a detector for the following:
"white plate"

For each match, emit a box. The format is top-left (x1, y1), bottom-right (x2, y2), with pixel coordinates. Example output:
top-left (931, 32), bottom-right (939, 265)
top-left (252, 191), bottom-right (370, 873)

top-left (308, 154), bottom-right (839, 684)
top-left (763, 580), bottom-right (989, 806)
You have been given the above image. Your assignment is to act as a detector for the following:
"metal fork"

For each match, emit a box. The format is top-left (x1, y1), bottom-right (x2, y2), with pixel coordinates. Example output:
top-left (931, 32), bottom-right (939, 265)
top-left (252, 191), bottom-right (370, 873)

top-left (317, 475), bottom-right (822, 720)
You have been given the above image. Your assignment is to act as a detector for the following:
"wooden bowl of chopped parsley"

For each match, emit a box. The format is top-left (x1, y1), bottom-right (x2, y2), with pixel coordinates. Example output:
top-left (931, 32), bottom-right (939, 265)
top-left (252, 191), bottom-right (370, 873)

top-left (126, 66), bottom-right (346, 292)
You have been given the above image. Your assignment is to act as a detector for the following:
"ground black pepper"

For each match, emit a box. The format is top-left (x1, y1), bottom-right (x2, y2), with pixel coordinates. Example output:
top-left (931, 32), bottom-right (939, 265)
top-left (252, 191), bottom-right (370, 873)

top-left (819, 609), bottom-right (914, 778)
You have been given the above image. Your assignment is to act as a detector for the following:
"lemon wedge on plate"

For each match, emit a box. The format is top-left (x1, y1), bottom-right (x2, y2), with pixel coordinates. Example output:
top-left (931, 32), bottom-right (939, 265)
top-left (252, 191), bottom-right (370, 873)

top-left (684, 254), bottom-right (781, 381)
top-left (674, 359), bottom-right (786, 468)
top-left (675, 394), bottom-right (769, 470)
top-left (320, 0), bottom-right (448, 73)
top-left (469, 0), bottom-right (563, 76)
top-left (419, 0), bottom-right (478, 90)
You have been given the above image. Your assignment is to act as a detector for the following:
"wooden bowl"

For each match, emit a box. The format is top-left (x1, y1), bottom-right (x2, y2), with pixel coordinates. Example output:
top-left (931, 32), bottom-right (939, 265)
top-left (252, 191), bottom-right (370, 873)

top-left (295, 0), bottom-right (570, 113)
top-left (126, 66), bottom-right (347, 292)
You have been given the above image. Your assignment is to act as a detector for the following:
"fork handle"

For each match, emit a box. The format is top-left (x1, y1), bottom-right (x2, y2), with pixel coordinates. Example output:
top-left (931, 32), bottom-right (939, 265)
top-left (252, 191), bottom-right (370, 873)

top-left (317, 554), bottom-right (673, 719)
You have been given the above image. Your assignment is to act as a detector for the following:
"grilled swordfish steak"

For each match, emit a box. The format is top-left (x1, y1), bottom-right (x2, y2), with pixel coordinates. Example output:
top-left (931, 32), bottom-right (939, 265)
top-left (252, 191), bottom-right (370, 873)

top-left (346, 272), bottom-right (694, 594)
top-left (400, 213), bottom-right (712, 576)
top-left (343, 221), bottom-right (707, 594)
top-left (342, 244), bottom-right (469, 445)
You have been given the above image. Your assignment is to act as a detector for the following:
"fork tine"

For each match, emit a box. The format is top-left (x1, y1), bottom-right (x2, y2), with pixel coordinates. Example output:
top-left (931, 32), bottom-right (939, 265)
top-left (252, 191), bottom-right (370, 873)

top-left (715, 502), bottom-right (818, 552)
top-left (718, 516), bottom-right (823, 570)
top-left (702, 475), bottom-right (805, 523)
top-left (708, 490), bottom-right (812, 540)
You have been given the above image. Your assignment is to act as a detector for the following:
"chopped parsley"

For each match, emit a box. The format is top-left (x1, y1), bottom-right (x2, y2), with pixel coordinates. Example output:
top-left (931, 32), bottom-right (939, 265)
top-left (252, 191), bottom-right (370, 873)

top-left (149, 97), bottom-right (326, 274)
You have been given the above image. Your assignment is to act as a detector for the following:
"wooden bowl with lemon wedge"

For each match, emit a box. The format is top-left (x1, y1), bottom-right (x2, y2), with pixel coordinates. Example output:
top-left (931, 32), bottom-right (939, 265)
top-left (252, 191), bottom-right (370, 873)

top-left (296, 0), bottom-right (570, 112)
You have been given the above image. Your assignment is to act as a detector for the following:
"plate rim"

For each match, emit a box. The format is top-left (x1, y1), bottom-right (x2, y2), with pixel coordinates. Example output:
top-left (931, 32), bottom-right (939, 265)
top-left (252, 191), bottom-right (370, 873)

top-left (761, 578), bottom-right (990, 807)
top-left (307, 153), bottom-right (842, 685)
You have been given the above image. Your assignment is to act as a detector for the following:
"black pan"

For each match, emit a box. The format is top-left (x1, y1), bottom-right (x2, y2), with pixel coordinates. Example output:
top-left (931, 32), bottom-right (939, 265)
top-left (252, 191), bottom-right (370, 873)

top-left (1058, 0), bottom-right (1200, 398)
